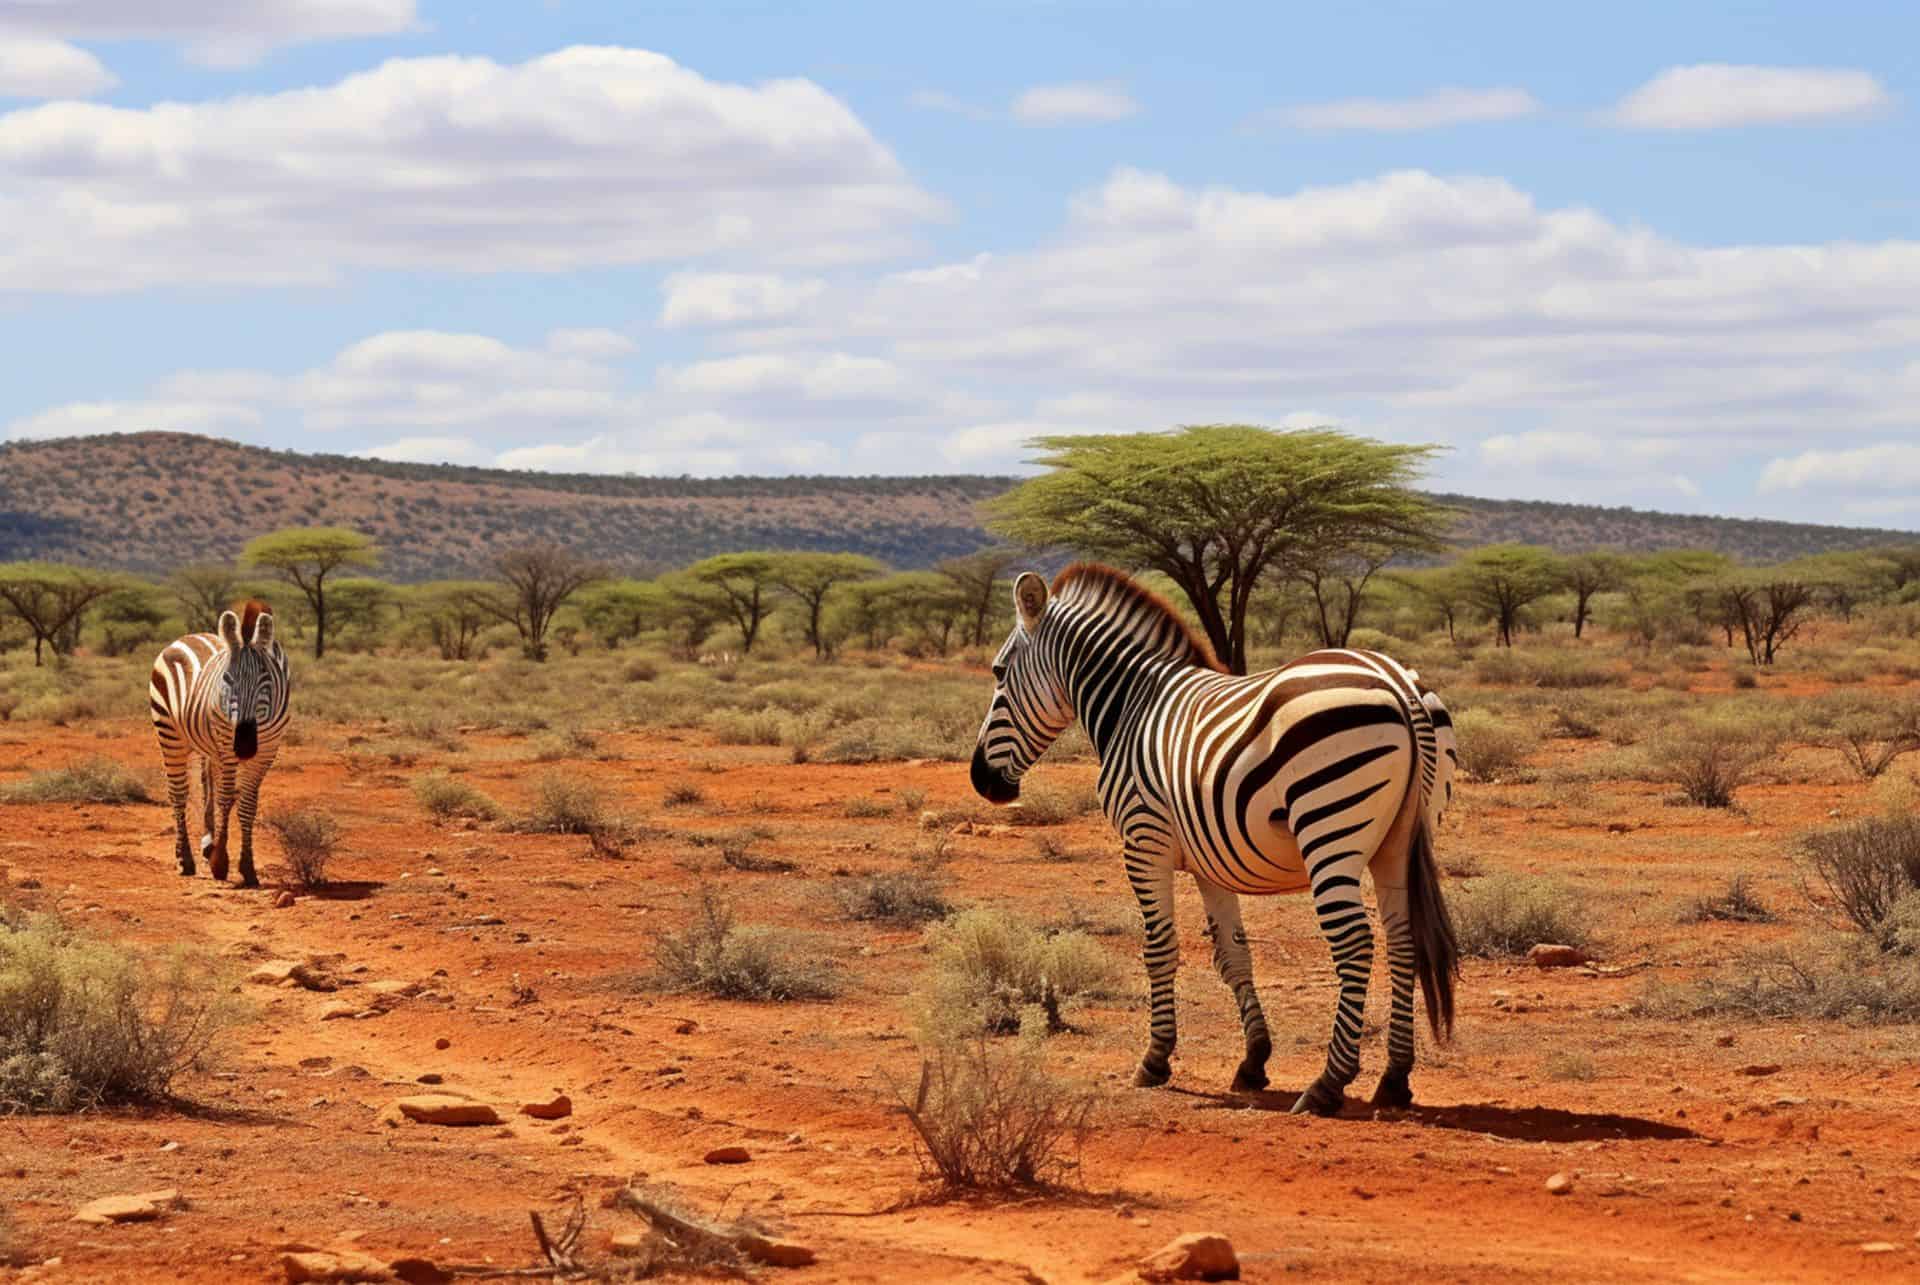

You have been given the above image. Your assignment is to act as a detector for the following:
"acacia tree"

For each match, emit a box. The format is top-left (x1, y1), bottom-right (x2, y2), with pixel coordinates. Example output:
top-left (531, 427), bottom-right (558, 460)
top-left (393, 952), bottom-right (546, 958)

top-left (768, 553), bottom-right (885, 658)
top-left (1561, 551), bottom-right (1630, 640)
top-left (167, 563), bottom-right (245, 633)
top-left (0, 563), bottom-right (127, 665)
top-left (463, 545), bottom-right (609, 662)
top-left (935, 547), bottom-right (1020, 646)
top-left (1294, 546), bottom-right (1394, 648)
top-left (1455, 544), bottom-right (1566, 647)
top-left (1392, 565), bottom-right (1470, 642)
top-left (985, 426), bottom-right (1447, 674)
top-left (241, 527), bottom-right (379, 659)
top-left (1711, 565), bottom-right (1824, 666)
top-left (96, 584), bottom-right (170, 656)
top-left (411, 581), bottom-right (498, 660)
top-left (685, 553), bottom-right (782, 653)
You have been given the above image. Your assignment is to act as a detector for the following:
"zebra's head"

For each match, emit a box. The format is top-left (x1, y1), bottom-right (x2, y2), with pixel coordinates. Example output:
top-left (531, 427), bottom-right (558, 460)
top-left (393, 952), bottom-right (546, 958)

top-left (971, 571), bottom-right (1074, 805)
top-left (218, 606), bottom-right (278, 761)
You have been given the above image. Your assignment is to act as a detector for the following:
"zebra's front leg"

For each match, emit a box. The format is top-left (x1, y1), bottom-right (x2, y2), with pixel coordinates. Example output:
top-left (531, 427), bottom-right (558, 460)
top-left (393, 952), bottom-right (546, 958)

top-left (1126, 850), bottom-right (1180, 1087)
top-left (1291, 868), bottom-right (1375, 1117)
top-left (1370, 881), bottom-right (1417, 1109)
top-left (234, 762), bottom-right (268, 889)
top-left (1198, 880), bottom-right (1271, 1092)
top-left (208, 760), bottom-right (237, 884)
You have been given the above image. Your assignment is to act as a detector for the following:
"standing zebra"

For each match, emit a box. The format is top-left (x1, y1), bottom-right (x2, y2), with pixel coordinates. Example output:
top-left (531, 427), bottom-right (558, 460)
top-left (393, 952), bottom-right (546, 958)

top-left (970, 565), bottom-right (1459, 1115)
top-left (149, 600), bottom-right (291, 888)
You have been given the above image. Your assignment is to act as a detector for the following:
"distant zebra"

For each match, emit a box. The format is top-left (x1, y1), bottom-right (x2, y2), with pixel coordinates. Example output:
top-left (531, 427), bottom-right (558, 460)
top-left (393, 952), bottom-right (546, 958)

top-left (149, 600), bottom-right (291, 888)
top-left (970, 565), bottom-right (1459, 1115)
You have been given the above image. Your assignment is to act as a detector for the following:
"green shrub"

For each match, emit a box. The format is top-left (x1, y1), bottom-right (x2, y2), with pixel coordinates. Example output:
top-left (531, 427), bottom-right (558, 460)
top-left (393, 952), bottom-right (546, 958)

top-left (1648, 717), bottom-right (1771, 807)
top-left (514, 774), bottom-right (640, 857)
top-left (266, 808), bottom-right (340, 889)
top-left (1452, 873), bottom-right (1592, 957)
top-left (411, 771), bottom-right (500, 822)
top-left (0, 757), bottom-right (151, 805)
top-left (922, 909), bottom-right (1121, 1033)
top-left (1452, 708), bottom-right (1539, 782)
top-left (0, 913), bottom-right (245, 1112)
top-left (650, 889), bottom-right (837, 1001)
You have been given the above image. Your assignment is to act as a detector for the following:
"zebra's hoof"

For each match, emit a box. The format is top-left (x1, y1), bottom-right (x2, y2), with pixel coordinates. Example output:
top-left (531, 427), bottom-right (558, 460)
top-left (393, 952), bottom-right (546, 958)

top-left (1288, 1078), bottom-right (1346, 1117)
top-left (1133, 1061), bottom-right (1172, 1089)
top-left (1370, 1068), bottom-right (1414, 1109)
top-left (177, 864), bottom-right (195, 878)
top-left (1229, 1063), bottom-right (1269, 1093)
top-left (238, 875), bottom-right (260, 890)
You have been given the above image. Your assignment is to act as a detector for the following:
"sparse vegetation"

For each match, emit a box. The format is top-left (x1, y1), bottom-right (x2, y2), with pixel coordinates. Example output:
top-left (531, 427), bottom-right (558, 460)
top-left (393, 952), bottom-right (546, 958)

top-left (663, 782), bottom-right (707, 808)
top-left (1798, 815), bottom-right (1920, 939)
top-left (834, 869), bottom-right (953, 924)
top-left (1680, 873), bottom-right (1775, 924)
top-left (266, 808), bottom-right (341, 888)
top-left (1650, 717), bottom-right (1771, 807)
top-left (411, 770), bottom-right (501, 822)
top-left (650, 888), bottom-right (837, 1001)
top-left (921, 908), bottom-right (1121, 1034)
top-left (1639, 940), bottom-right (1920, 1023)
top-left (1452, 872), bottom-right (1592, 957)
top-left (1452, 708), bottom-right (1539, 783)
top-left (0, 756), bottom-right (151, 805)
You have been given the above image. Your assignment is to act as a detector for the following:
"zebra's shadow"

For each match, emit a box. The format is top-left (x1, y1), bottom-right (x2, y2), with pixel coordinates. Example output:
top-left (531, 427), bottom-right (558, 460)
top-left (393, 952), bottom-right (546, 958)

top-left (1170, 1086), bottom-right (1699, 1143)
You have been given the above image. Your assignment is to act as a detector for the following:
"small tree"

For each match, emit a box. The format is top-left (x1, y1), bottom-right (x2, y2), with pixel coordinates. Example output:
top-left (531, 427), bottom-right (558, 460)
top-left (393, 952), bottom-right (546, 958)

top-left (1712, 567), bottom-right (1821, 666)
top-left (166, 563), bottom-right (244, 634)
top-left (685, 553), bottom-right (782, 654)
top-left (1294, 546), bottom-right (1393, 648)
top-left (241, 528), bottom-right (379, 659)
top-left (1455, 545), bottom-right (1566, 647)
top-left (985, 426), bottom-right (1448, 674)
top-left (464, 545), bottom-right (609, 662)
top-left (409, 581), bottom-right (497, 660)
top-left (768, 552), bottom-right (885, 659)
top-left (96, 584), bottom-right (171, 657)
top-left (576, 580), bottom-right (668, 649)
top-left (936, 547), bottom-right (1021, 646)
top-left (0, 563), bottom-right (127, 665)
top-left (323, 578), bottom-right (397, 653)
top-left (1391, 565), bottom-right (1469, 642)
top-left (655, 573), bottom-right (730, 658)
top-left (1561, 552), bottom-right (1630, 640)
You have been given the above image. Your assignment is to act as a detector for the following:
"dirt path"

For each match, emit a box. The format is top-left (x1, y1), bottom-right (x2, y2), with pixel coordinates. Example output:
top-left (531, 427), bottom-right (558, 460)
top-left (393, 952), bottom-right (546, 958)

top-left (4, 721), bottom-right (1918, 1282)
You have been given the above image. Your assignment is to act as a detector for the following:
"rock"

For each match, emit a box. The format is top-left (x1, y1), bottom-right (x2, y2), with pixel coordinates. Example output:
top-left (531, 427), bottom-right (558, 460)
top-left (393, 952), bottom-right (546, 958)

top-left (416, 1073), bottom-right (444, 1086)
top-left (740, 1234), bottom-right (817, 1268)
top-left (250, 960), bottom-right (303, 985)
top-left (1715, 1033), bottom-right (1736, 1047)
top-left (389, 1257), bottom-right (454, 1285)
top-left (520, 1093), bottom-right (572, 1120)
top-left (609, 1233), bottom-right (651, 1257)
top-left (1740, 1064), bottom-right (1782, 1077)
top-left (366, 980), bottom-right (421, 999)
top-left (1861, 1243), bottom-right (1901, 1254)
top-left (434, 1037), bottom-right (451, 1051)
top-left (318, 1002), bottom-right (362, 1021)
top-left (703, 1146), bottom-right (752, 1165)
top-left (72, 1189), bottom-right (184, 1224)
top-left (1138, 1232), bottom-right (1239, 1282)
top-left (1546, 1172), bottom-right (1574, 1196)
top-left (274, 891), bottom-right (297, 909)
top-left (1527, 944), bottom-right (1588, 969)
top-left (390, 1095), bottom-right (500, 1126)
top-left (281, 1250), bottom-right (394, 1281)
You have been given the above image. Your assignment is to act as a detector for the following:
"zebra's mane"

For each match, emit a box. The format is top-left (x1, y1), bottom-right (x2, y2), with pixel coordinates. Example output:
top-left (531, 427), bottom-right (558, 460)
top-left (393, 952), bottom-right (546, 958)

top-left (1050, 563), bottom-right (1226, 674)
top-left (234, 598), bottom-right (271, 640)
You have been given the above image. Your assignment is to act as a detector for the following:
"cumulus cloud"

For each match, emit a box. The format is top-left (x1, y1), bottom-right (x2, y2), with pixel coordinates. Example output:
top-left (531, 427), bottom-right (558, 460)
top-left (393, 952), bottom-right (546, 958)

top-left (1610, 64), bottom-right (1892, 129)
top-left (1255, 87), bottom-right (1539, 132)
top-left (0, 0), bottom-right (419, 67)
top-left (1758, 443), bottom-right (1920, 494)
top-left (0, 46), bottom-right (939, 292)
top-left (660, 273), bottom-right (827, 327)
top-left (1010, 83), bottom-right (1139, 124)
top-left (0, 37), bottom-right (117, 98)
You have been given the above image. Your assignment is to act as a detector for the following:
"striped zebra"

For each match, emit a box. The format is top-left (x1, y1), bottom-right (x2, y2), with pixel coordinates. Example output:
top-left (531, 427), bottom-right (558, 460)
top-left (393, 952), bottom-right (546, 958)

top-left (970, 565), bottom-right (1460, 1115)
top-left (149, 600), bottom-right (292, 888)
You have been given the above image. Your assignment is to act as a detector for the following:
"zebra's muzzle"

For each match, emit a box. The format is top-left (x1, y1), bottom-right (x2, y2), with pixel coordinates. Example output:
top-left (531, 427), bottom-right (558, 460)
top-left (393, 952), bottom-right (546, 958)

top-left (233, 719), bottom-right (259, 761)
top-left (970, 745), bottom-right (1020, 804)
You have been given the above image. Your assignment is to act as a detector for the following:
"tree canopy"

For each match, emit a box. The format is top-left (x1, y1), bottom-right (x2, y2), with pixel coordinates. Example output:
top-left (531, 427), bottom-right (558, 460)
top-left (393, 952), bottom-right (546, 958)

top-left (1454, 544), bottom-right (1566, 647)
top-left (0, 562), bottom-right (129, 665)
top-left (984, 425), bottom-right (1448, 672)
top-left (767, 552), bottom-right (885, 658)
top-left (241, 527), bottom-right (379, 659)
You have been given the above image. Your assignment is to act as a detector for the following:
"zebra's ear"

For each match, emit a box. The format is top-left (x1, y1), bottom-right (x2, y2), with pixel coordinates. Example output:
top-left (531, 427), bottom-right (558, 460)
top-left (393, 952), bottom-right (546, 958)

top-left (1013, 572), bottom-right (1049, 632)
top-left (251, 612), bottom-right (275, 648)
top-left (217, 610), bottom-right (244, 652)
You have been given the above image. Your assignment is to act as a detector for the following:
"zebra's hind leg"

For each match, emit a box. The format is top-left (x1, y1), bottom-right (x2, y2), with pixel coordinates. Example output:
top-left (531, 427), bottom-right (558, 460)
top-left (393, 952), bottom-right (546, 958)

top-left (1197, 881), bottom-right (1271, 1092)
top-left (1370, 881), bottom-right (1417, 1109)
top-left (1126, 849), bottom-right (1181, 1087)
top-left (1290, 856), bottom-right (1375, 1118)
top-left (160, 743), bottom-right (195, 876)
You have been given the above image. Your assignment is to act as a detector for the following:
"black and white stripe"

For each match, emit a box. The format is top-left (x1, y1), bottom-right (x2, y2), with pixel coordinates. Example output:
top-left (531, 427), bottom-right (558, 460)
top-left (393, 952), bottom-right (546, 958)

top-left (972, 565), bottom-right (1459, 1114)
top-left (148, 606), bottom-right (291, 888)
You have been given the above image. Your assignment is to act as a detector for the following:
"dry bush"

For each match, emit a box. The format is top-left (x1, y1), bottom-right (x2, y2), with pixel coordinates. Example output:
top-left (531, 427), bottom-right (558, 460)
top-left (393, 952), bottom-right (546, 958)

top-left (266, 808), bottom-right (340, 889)
top-left (843, 796), bottom-right (893, 819)
top-left (1798, 815), bottom-right (1920, 938)
top-left (1452, 708), bottom-right (1540, 783)
top-left (1452, 872), bottom-right (1592, 957)
top-left (0, 913), bottom-right (245, 1112)
top-left (898, 1009), bottom-right (1096, 1191)
top-left (0, 756), bottom-right (151, 805)
top-left (1011, 781), bottom-right (1100, 826)
top-left (411, 770), bottom-right (500, 822)
top-left (834, 869), bottom-right (952, 924)
top-left (922, 908), bottom-right (1120, 1033)
top-left (1648, 718), bottom-right (1771, 807)
top-left (662, 781), bottom-right (706, 808)
top-left (1679, 873), bottom-right (1775, 924)
top-left (651, 888), bottom-right (837, 1001)
top-left (1030, 834), bottom-right (1096, 863)
top-left (1638, 940), bottom-right (1920, 1023)
top-left (513, 774), bottom-right (641, 857)
top-left (1542, 1051), bottom-right (1596, 1081)
top-left (622, 657), bottom-right (659, 683)
top-left (1807, 695), bottom-right (1920, 781)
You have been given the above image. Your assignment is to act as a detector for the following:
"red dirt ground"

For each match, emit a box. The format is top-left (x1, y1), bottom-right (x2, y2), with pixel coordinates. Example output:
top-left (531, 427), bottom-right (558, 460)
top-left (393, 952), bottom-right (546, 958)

top-left (4, 718), bottom-right (1919, 1283)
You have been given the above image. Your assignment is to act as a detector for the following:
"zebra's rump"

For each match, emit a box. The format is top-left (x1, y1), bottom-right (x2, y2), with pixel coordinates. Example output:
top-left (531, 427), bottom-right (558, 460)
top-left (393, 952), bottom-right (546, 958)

top-left (1154, 659), bottom-right (1418, 896)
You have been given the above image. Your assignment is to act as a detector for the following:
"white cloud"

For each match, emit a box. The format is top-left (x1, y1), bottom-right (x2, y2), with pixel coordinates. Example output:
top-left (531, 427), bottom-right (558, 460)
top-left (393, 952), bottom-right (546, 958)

top-left (0, 37), bottom-right (117, 98)
top-left (1481, 431), bottom-right (1702, 498)
top-left (1256, 87), bottom-right (1539, 132)
top-left (660, 273), bottom-right (827, 327)
top-left (1010, 83), bottom-right (1138, 124)
top-left (545, 328), bottom-right (636, 359)
top-left (907, 89), bottom-right (992, 120)
top-left (0, 46), bottom-right (939, 292)
top-left (354, 435), bottom-right (492, 466)
top-left (0, 0), bottom-right (419, 68)
top-left (1610, 64), bottom-right (1893, 129)
top-left (1758, 443), bottom-right (1920, 494)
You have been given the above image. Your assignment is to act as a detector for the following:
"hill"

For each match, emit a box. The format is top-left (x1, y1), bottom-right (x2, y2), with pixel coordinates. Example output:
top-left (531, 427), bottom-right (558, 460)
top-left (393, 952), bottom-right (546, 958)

top-left (0, 432), bottom-right (1912, 580)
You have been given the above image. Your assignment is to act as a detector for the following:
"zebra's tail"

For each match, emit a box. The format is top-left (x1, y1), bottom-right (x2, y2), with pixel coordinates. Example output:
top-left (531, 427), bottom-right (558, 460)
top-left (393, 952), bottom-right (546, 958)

top-left (1407, 818), bottom-right (1459, 1043)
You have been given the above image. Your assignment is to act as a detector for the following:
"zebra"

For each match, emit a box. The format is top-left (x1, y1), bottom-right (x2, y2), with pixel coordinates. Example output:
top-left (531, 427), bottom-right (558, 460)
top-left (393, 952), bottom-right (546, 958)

top-left (970, 564), bottom-right (1460, 1116)
top-left (148, 600), bottom-right (292, 888)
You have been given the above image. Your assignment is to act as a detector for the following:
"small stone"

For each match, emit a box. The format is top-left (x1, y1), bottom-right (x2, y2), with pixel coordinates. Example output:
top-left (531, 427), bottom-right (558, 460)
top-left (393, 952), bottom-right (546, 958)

top-left (520, 1094), bottom-right (572, 1120)
top-left (704, 1146), bottom-right (752, 1165)
top-left (249, 960), bottom-right (303, 985)
top-left (434, 1037), bottom-right (451, 1051)
top-left (318, 1002), bottom-right (362, 1021)
top-left (274, 891), bottom-right (296, 908)
top-left (389, 1095), bottom-right (500, 1126)
top-left (1546, 1173), bottom-right (1574, 1196)
top-left (1714, 1033), bottom-right (1736, 1047)
top-left (389, 1257), bottom-right (454, 1285)
top-left (609, 1233), bottom-right (650, 1258)
top-left (366, 980), bottom-right (421, 999)
top-left (674, 1020), bottom-right (697, 1035)
top-left (1527, 944), bottom-right (1588, 969)
top-left (1861, 1242), bottom-right (1901, 1254)
top-left (281, 1249), bottom-right (393, 1281)
top-left (416, 1073), bottom-right (444, 1085)
top-left (1139, 1232), bottom-right (1238, 1282)
top-left (740, 1234), bottom-right (817, 1268)
top-left (1740, 1064), bottom-right (1783, 1077)
top-left (72, 1189), bottom-right (184, 1224)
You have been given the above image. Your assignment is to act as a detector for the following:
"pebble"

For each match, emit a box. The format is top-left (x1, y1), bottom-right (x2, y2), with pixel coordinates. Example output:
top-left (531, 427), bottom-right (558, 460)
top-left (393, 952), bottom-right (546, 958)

top-left (281, 1249), bottom-right (392, 1281)
top-left (1138, 1232), bottom-right (1239, 1283)
top-left (1740, 1064), bottom-right (1782, 1077)
top-left (387, 1095), bottom-right (501, 1126)
top-left (273, 891), bottom-right (296, 909)
top-left (1527, 943), bottom-right (1588, 969)
top-left (1546, 1172), bottom-right (1574, 1196)
top-left (72, 1189), bottom-right (185, 1224)
top-left (703, 1146), bottom-right (752, 1165)
top-left (520, 1093), bottom-right (573, 1120)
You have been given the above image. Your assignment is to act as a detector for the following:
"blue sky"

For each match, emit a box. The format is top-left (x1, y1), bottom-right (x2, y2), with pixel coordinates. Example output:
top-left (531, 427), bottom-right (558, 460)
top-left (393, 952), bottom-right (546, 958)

top-left (1, 1), bottom-right (1916, 526)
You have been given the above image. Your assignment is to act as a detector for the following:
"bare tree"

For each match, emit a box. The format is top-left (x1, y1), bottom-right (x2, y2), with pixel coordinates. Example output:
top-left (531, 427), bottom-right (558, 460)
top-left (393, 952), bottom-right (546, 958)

top-left (464, 545), bottom-right (610, 661)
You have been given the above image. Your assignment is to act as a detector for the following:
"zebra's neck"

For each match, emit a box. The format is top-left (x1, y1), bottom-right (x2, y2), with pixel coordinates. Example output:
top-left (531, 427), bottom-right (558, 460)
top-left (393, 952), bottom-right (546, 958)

top-left (1041, 596), bottom-right (1206, 760)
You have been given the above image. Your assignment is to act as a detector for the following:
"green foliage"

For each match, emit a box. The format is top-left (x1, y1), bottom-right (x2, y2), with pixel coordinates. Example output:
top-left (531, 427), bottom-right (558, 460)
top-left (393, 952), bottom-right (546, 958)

top-left (0, 756), bottom-right (151, 804)
top-left (1454, 544), bottom-right (1566, 647)
top-left (650, 888), bottom-right (838, 1001)
top-left (1452, 872), bottom-right (1592, 957)
top-left (411, 771), bottom-right (500, 822)
top-left (240, 527), bottom-right (378, 659)
top-left (921, 908), bottom-right (1121, 1033)
top-left (0, 562), bottom-right (131, 666)
top-left (766, 552), bottom-right (886, 658)
top-left (1451, 708), bottom-right (1539, 782)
